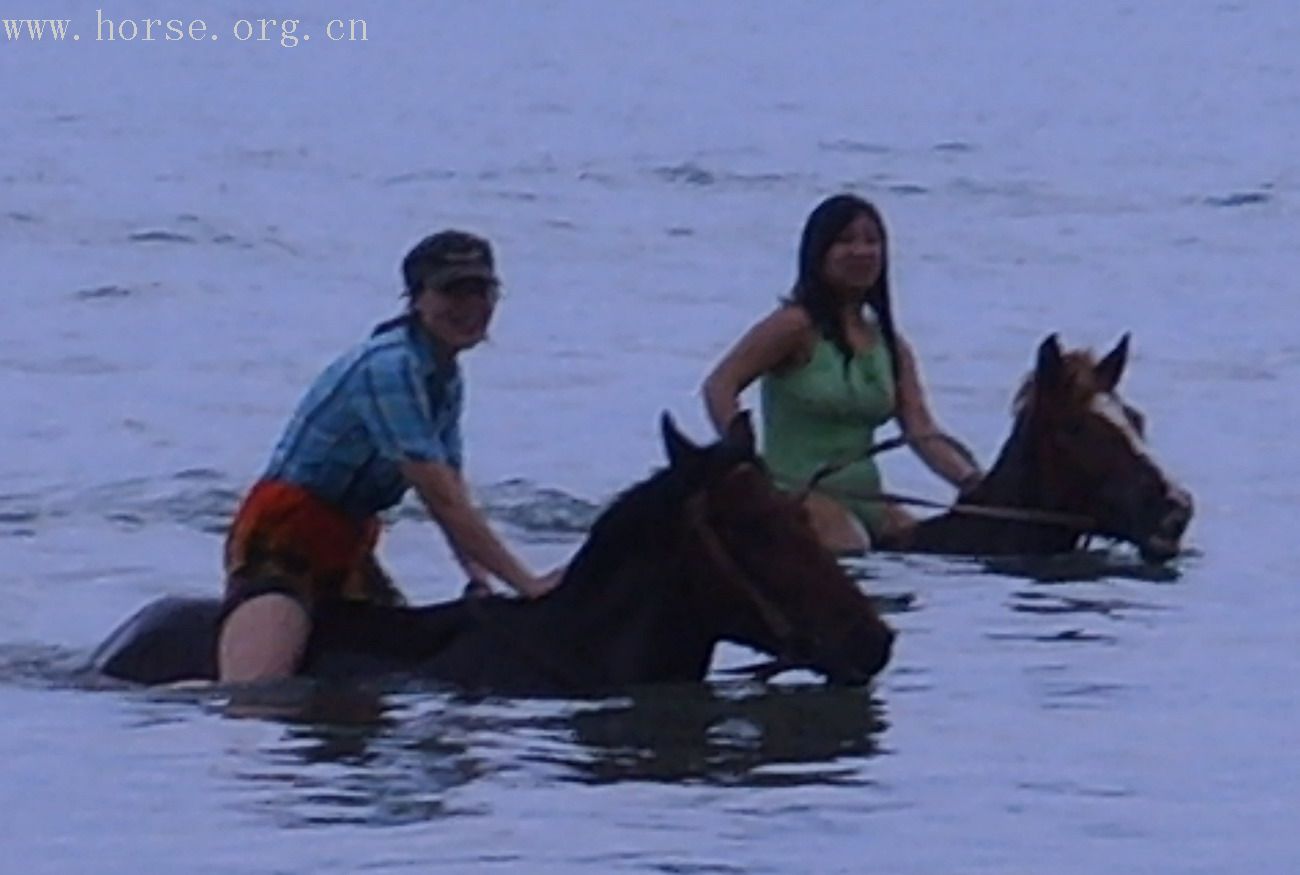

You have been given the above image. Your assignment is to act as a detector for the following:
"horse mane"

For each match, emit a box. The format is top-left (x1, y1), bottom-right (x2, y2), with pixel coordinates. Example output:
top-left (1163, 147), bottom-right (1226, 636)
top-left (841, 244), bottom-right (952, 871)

top-left (1012, 348), bottom-right (1102, 415)
top-left (560, 465), bottom-right (691, 591)
top-left (593, 467), bottom-right (689, 544)
top-left (560, 434), bottom-right (760, 594)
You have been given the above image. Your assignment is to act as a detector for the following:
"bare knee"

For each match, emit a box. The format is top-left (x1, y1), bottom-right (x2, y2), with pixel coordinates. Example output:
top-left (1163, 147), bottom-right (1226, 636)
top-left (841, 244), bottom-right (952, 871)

top-left (880, 502), bottom-right (917, 542)
top-left (803, 492), bottom-right (872, 554)
top-left (218, 593), bottom-right (311, 683)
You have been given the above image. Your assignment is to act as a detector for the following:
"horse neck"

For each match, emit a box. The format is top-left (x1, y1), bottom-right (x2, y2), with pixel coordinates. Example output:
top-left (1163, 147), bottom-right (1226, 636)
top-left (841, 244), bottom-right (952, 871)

top-left (525, 516), bottom-right (722, 685)
top-left (909, 413), bottom-right (1082, 555)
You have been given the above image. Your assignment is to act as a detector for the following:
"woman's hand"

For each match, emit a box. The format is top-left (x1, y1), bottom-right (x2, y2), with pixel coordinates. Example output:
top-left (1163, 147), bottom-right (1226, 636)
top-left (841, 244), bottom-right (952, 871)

top-left (520, 566), bottom-right (565, 599)
top-left (462, 578), bottom-right (493, 600)
top-left (956, 470), bottom-right (983, 500)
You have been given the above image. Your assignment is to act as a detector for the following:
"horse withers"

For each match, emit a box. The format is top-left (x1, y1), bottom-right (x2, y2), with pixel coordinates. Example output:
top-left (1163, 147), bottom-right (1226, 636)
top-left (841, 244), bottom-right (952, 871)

top-left (886, 334), bottom-right (1193, 560)
top-left (92, 413), bottom-right (895, 693)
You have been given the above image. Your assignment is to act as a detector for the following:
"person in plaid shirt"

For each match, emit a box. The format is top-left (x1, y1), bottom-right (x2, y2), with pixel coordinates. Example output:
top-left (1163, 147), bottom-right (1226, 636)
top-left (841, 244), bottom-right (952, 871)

top-left (218, 230), bottom-right (557, 683)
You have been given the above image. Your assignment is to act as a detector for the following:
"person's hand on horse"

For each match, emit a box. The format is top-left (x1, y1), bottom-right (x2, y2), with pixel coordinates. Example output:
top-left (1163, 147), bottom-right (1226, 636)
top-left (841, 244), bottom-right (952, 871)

top-left (462, 572), bottom-right (558, 600)
top-left (956, 470), bottom-right (983, 501)
top-left (526, 566), bottom-right (566, 598)
top-left (469, 567), bottom-right (564, 600)
top-left (462, 578), bottom-right (493, 600)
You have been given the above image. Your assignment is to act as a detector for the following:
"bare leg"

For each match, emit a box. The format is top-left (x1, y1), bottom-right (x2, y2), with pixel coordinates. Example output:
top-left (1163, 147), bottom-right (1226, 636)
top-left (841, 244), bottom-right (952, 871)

top-left (880, 501), bottom-right (918, 542)
top-left (360, 553), bottom-right (406, 606)
top-left (802, 491), bottom-right (872, 554)
top-left (218, 593), bottom-right (311, 683)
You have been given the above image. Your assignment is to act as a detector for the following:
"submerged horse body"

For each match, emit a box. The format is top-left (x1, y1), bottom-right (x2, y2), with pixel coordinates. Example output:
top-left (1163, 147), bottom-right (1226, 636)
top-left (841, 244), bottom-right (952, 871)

top-left (880, 334), bottom-right (1193, 560)
top-left (93, 414), bottom-right (895, 693)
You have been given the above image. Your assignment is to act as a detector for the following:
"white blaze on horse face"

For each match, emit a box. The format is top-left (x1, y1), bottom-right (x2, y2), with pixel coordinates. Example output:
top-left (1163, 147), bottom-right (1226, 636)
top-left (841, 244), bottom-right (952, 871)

top-left (1091, 392), bottom-right (1149, 455)
top-left (1091, 392), bottom-right (1174, 490)
top-left (1090, 390), bottom-right (1195, 535)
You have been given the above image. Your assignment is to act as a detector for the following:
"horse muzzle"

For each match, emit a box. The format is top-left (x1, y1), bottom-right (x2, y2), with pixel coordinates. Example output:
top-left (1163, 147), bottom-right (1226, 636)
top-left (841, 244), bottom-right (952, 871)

top-left (816, 619), bottom-right (895, 686)
top-left (1136, 486), bottom-right (1194, 562)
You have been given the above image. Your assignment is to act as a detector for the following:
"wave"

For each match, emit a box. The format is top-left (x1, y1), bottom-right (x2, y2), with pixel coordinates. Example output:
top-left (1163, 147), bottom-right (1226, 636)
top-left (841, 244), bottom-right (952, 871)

top-left (0, 472), bottom-right (603, 541)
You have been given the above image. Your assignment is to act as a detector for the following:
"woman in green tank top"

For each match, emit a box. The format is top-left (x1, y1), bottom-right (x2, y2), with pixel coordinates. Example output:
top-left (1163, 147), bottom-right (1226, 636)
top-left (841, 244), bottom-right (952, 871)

top-left (702, 194), bottom-right (982, 552)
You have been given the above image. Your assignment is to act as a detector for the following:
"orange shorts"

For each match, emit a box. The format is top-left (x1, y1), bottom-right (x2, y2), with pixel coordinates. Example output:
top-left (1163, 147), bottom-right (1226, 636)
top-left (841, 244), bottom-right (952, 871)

top-left (223, 480), bottom-right (402, 610)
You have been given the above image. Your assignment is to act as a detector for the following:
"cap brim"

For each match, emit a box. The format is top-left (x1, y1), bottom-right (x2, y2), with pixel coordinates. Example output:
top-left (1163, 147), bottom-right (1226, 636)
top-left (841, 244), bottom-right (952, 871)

top-left (428, 265), bottom-right (499, 289)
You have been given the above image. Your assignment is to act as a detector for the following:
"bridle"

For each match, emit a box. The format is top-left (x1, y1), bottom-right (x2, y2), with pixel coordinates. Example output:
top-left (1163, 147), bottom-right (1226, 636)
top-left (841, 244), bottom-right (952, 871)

top-left (682, 468), bottom-right (858, 673)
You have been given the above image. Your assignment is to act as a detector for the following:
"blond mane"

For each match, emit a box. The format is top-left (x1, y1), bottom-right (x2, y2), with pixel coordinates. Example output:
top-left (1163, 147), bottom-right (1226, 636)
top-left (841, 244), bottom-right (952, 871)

top-left (1012, 349), bottom-right (1104, 415)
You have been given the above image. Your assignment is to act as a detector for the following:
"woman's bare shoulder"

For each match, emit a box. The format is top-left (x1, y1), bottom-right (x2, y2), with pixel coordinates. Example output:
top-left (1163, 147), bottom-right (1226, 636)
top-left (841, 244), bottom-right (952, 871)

top-left (754, 302), bottom-right (814, 339)
top-left (739, 304), bottom-right (815, 371)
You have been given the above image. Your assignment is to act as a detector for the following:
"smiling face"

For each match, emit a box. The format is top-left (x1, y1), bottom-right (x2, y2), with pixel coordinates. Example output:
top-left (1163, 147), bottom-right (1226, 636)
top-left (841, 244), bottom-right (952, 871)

top-left (412, 276), bottom-right (499, 354)
top-left (820, 211), bottom-right (884, 300)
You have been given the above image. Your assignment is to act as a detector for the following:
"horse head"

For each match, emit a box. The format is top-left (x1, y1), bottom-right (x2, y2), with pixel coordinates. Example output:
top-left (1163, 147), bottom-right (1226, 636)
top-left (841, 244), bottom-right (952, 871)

top-left (661, 412), bottom-right (894, 684)
top-left (1012, 333), bottom-right (1193, 561)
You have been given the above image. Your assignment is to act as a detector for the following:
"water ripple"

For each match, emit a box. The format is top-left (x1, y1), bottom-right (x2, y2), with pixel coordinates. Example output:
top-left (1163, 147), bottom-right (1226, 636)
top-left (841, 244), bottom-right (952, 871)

top-left (381, 168), bottom-right (456, 187)
top-left (1203, 190), bottom-right (1272, 207)
top-left (4, 474), bottom-right (601, 541)
top-left (75, 284), bottom-right (134, 300)
top-left (978, 550), bottom-right (1184, 583)
top-left (475, 478), bottom-right (602, 537)
top-left (652, 161), bottom-right (794, 190)
top-left (128, 229), bottom-right (197, 244)
top-left (819, 139), bottom-right (893, 155)
top-left (1010, 589), bottom-right (1165, 619)
top-left (986, 628), bottom-right (1118, 645)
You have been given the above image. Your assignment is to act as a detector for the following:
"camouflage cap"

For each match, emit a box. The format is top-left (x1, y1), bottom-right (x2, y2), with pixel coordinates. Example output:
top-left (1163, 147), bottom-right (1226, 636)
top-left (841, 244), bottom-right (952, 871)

top-left (402, 229), bottom-right (499, 295)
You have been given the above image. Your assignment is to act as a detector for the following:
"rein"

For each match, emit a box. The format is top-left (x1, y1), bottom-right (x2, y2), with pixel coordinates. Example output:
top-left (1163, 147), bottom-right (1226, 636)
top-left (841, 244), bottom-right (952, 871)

top-left (801, 431), bottom-right (1096, 531)
top-left (805, 432), bottom-right (975, 491)
top-left (683, 489), bottom-right (800, 658)
top-left (838, 489), bottom-right (1095, 529)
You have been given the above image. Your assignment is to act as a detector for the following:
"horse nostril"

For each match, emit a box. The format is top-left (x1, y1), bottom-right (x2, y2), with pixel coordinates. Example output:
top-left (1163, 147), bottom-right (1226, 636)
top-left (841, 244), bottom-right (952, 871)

top-left (1159, 495), bottom-right (1192, 536)
top-left (1167, 504), bottom-right (1191, 534)
top-left (866, 630), bottom-right (895, 679)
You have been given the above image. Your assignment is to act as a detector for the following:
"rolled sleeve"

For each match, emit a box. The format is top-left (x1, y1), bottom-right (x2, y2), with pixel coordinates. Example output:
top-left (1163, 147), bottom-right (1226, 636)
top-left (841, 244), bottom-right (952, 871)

top-left (354, 351), bottom-right (457, 466)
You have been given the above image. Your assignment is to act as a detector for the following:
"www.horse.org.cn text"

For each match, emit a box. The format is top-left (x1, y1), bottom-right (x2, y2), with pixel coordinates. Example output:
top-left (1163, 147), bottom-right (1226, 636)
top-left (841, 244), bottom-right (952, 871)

top-left (2, 12), bottom-right (369, 48)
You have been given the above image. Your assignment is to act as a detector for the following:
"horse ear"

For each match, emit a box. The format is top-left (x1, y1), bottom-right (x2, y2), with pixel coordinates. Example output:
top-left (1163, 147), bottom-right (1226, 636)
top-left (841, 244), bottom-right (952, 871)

top-left (661, 412), bottom-right (703, 471)
top-left (1035, 333), bottom-right (1065, 389)
top-left (722, 410), bottom-right (757, 457)
top-left (1095, 333), bottom-right (1130, 392)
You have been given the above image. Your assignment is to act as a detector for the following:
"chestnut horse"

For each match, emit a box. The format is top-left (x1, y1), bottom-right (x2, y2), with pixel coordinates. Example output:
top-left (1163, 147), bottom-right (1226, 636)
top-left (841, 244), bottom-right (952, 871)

top-left (881, 334), bottom-right (1193, 560)
top-left (92, 414), bottom-right (894, 693)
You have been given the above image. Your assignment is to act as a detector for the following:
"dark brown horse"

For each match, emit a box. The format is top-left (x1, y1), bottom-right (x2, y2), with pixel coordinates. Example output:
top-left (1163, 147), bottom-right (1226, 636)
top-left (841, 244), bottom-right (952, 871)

top-left (92, 414), bottom-right (894, 693)
top-left (881, 334), bottom-right (1193, 560)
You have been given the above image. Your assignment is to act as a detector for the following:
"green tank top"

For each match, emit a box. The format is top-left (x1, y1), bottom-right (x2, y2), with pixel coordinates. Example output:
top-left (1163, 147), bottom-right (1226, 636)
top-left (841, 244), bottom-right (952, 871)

top-left (760, 337), bottom-right (896, 536)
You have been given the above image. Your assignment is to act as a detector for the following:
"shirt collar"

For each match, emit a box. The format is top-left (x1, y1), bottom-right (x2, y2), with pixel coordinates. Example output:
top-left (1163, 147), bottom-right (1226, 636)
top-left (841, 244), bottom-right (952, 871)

top-left (404, 319), bottom-right (456, 380)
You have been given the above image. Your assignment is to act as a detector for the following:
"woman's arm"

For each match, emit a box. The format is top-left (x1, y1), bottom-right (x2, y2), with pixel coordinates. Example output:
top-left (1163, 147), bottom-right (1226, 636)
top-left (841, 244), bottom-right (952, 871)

top-left (893, 337), bottom-right (982, 492)
top-left (702, 306), bottom-right (811, 436)
top-left (401, 459), bottom-right (551, 598)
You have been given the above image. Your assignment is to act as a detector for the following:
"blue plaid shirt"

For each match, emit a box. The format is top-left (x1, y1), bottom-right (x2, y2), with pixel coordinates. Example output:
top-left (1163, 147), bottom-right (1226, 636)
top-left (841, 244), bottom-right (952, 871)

top-left (264, 318), bottom-right (464, 520)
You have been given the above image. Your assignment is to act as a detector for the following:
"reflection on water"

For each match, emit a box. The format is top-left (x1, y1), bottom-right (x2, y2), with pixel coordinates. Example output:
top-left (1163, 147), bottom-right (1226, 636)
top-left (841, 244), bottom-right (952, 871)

top-left (221, 683), bottom-right (496, 827)
top-left (977, 548), bottom-right (1187, 584)
top-left (546, 682), bottom-right (887, 787)
top-left (198, 679), bottom-right (889, 827)
top-left (1008, 589), bottom-right (1165, 620)
top-left (985, 627), bottom-right (1119, 645)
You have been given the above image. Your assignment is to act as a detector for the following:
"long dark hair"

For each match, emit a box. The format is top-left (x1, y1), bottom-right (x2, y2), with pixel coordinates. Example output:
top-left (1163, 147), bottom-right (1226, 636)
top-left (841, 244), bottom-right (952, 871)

top-left (370, 270), bottom-right (423, 337)
top-left (788, 193), bottom-right (900, 382)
